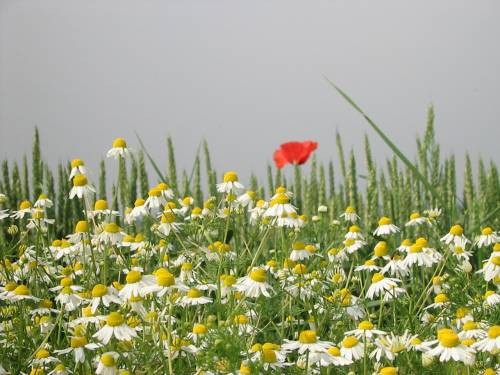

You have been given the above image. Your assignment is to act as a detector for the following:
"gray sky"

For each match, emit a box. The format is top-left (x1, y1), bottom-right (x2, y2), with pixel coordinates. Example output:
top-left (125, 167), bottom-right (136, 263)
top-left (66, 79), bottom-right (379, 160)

top-left (0, 0), bottom-right (499, 186)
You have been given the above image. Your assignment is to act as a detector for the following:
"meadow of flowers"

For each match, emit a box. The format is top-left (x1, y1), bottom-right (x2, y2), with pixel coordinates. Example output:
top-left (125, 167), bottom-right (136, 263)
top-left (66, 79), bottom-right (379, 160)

top-left (0, 108), bottom-right (499, 374)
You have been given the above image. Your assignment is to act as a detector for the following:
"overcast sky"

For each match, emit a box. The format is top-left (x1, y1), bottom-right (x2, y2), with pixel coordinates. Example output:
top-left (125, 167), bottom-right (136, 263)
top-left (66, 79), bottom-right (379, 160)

top-left (0, 1), bottom-right (498, 186)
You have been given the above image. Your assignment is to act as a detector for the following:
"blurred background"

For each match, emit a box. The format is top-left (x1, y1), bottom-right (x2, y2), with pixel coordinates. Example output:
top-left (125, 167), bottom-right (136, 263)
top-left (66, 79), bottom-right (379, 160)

top-left (0, 0), bottom-right (499, 184)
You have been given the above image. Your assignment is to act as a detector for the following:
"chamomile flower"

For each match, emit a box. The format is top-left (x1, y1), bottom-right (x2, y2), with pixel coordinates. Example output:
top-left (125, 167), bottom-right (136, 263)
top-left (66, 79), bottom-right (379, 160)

top-left (34, 193), bottom-right (53, 208)
top-left (178, 288), bottom-right (213, 307)
top-left (472, 325), bottom-right (500, 353)
top-left (355, 259), bottom-right (381, 272)
top-left (69, 175), bottom-right (95, 200)
top-left (479, 251), bottom-right (500, 282)
top-left (373, 216), bottom-right (400, 236)
top-left (458, 321), bottom-right (487, 340)
top-left (236, 190), bottom-right (257, 208)
top-left (54, 335), bottom-right (100, 363)
top-left (290, 242), bottom-right (314, 261)
top-left (340, 335), bottom-right (364, 361)
top-left (144, 188), bottom-right (166, 215)
top-left (282, 330), bottom-right (332, 354)
top-left (98, 222), bottom-right (124, 245)
top-left (327, 247), bottom-right (348, 263)
top-left (217, 171), bottom-right (244, 194)
top-left (441, 224), bottom-right (469, 245)
top-left (309, 345), bottom-right (353, 367)
top-left (475, 227), bottom-right (498, 248)
top-left (88, 199), bottom-right (120, 219)
top-left (343, 238), bottom-right (366, 254)
top-left (96, 352), bottom-right (120, 375)
top-left (6, 284), bottom-right (40, 302)
top-left (249, 342), bottom-right (290, 371)
top-left (90, 284), bottom-right (123, 313)
top-left (405, 212), bottom-right (428, 226)
top-left (340, 206), bottom-right (359, 222)
top-left (142, 268), bottom-right (188, 297)
top-left (249, 199), bottom-right (268, 223)
top-left (157, 212), bottom-right (182, 236)
top-left (345, 320), bottom-right (386, 340)
top-left (345, 225), bottom-right (364, 240)
top-left (12, 200), bottom-right (33, 219)
top-left (403, 244), bottom-right (438, 268)
top-left (263, 193), bottom-right (297, 219)
top-left (69, 158), bottom-right (87, 179)
top-left (118, 270), bottom-right (156, 299)
top-left (366, 273), bottom-right (402, 301)
top-left (484, 290), bottom-right (500, 306)
top-left (426, 328), bottom-right (475, 364)
top-left (235, 268), bottom-right (274, 298)
top-left (93, 312), bottom-right (138, 344)
top-left (106, 138), bottom-right (129, 159)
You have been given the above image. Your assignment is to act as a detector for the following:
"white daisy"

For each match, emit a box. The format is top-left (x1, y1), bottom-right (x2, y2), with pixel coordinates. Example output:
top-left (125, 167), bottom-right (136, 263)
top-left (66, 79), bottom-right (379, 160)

top-left (340, 335), bottom-right (364, 361)
top-left (69, 158), bottom-right (87, 179)
top-left (106, 137), bottom-right (129, 159)
top-left (366, 273), bottom-right (402, 300)
top-left (93, 312), bottom-right (138, 344)
top-left (282, 330), bottom-right (332, 354)
top-left (118, 270), bottom-right (156, 300)
top-left (178, 287), bottom-right (213, 307)
top-left (475, 227), bottom-right (498, 248)
top-left (216, 171), bottom-right (244, 194)
top-left (426, 329), bottom-right (475, 364)
top-left (69, 175), bottom-right (95, 200)
top-left (235, 268), bottom-right (274, 298)
top-left (340, 206), bottom-right (360, 222)
top-left (373, 217), bottom-right (400, 236)
top-left (472, 325), bottom-right (500, 353)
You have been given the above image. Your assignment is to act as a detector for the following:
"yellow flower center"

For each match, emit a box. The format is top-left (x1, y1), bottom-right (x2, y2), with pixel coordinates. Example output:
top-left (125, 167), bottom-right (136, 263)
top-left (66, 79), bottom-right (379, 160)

top-left (234, 315), bottom-right (249, 324)
top-left (293, 264), bottom-right (307, 275)
top-left (222, 274), bottom-right (237, 287)
top-left (181, 262), bottom-right (193, 271)
top-left (434, 293), bottom-right (449, 303)
top-left (462, 321), bottom-right (477, 331)
top-left (92, 284), bottom-right (108, 297)
top-left (345, 206), bottom-right (356, 214)
top-left (438, 330), bottom-right (460, 348)
top-left (410, 337), bottom-right (422, 345)
top-left (372, 273), bottom-right (384, 283)
top-left (223, 171), bottom-right (238, 182)
top-left (161, 212), bottom-right (176, 223)
top-left (126, 270), bottom-right (142, 284)
top-left (454, 246), bottom-right (464, 254)
top-left (275, 186), bottom-right (286, 194)
top-left (112, 138), bottom-right (127, 148)
top-left (94, 199), bottom-right (108, 210)
top-left (35, 349), bottom-right (50, 359)
top-left (364, 259), bottom-right (376, 266)
top-left (298, 330), bottom-right (317, 344)
top-left (342, 336), bottom-right (359, 348)
top-left (482, 227), bottom-right (493, 235)
top-left (75, 220), bottom-right (88, 233)
top-left (380, 367), bottom-right (398, 375)
top-left (73, 175), bottom-right (88, 187)
top-left (20, 200), bottom-right (32, 210)
top-left (148, 188), bottom-right (161, 197)
top-left (60, 277), bottom-right (73, 287)
top-left (358, 320), bottom-right (374, 330)
top-left (192, 323), bottom-right (207, 335)
top-left (14, 285), bottom-right (29, 295)
top-left (292, 241), bottom-right (305, 250)
top-left (32, 209), bottom-right (44, 219)
top-left (71, 158), bottom-right (84, 168)
top-left (104, 223), bottom-right (120, 233)
top-left (410, 212), bottom-right (420, 220)
top-left (494, 243), bottom-right (500, 251)
top-left (455, 307), bottom-right (469, 318)
top-left (327, 346), bottom-right (341, 356)
top-left (40, 299), bottom-right (53, 308)
top-left (409, 244), bottom-right (423, 253)
top-left (344, 238), bottom-right (355, 246)
top-left (378, 216), bottom-right (392, 225)
top-left (157, 272), bottom-right (175, 287)
top-left (449, 224), bottom-right (464, 236)
top-left (272, 193), bottom-right (289, 205)
top-left (100, 353), bottom-right (116, 367)
top-left (51, 239), bottom-right (62, 247)
top-left (70, 336), bottom-right (88, 348)
top-left (488, 325), bottom-right (500, 339)
top-left (415, 237), bottom-right (428, 247)
top-left (262, 349), bottom-right (277, 363)
top-left (106, 312), bottom-right (125, 327)
top-left (192, 207), bottom-right (202, 215)
top-left (401, 239), bottom-right (413, 246)
top-left (239, 362), bottom-right (252, 375)
top-left (187, 288), bottom-right (202, 298)
top-left (374, 241), bottom-right (388, 257)
top-left (249, 269), bottom-right (267, 283)
top-left (491, 256), bottom-right (500, 266)
top-left (349, 225), bottom-right (361, 232)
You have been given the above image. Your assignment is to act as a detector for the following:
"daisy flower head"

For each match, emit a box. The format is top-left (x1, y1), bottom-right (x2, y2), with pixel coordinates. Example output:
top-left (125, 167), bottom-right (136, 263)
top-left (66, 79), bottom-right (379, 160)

top-left (441, 224), bottom-right (469, 245)
top-left (340, 206), bottom-right (359, 222)
top-left (250, 342), bottom-right (290, 371)
top-left (263, 193), bottom-right (296, 219)
top-left (403, 243), bottom-right (438, 268)
top-left (96, 351), bottom-right (120, 375)
top-left (34, 193), bottom-right (53, 208)
top-left (289, 241), bottom-right (315, 261)
top-left (69, 174), bottom-right (95, 200)
top-left (106, 137), bottom-right (129, 159)
top-left (178, 287), bottom-right (213, 307)
top-left (54, 334), bottom-right (100, 363)
top-left (12, 200), bottom-right (33, 219)
top-left (6, 284), bottom-right (40, 302)
top-left (484, 290), bottom-right (500, 306)
top-left (118, 270), bottom-right (156, 300)
top-left (405, 212), bottom-right (428, 227)
top-left (237, 190), bottom-right (257, 208)
top-left (373, 216), bottom-right (400, 236)
top-left (366, 273), bottom-right (402, 301)
top-left (93, 312), bottom-right (138, 344)
top-left (309, 345), bottom-right (353, 367)
top-left (98, 222), bottom-right (124, 245)
top-left (458, 321), bottom-right (487, 340)
top-left (427, 328), bottom-right (475, 364)
top-left (89, 199), bottom-right (119, 219)
top-left (90, 284), bottom-right (123, 313)
top-left (340, 335), bottom-right (364, 361)
top-left (217, 171), bottom-right (244, 194)
top-left (157, 211), bottom-right (182, 237)
top-left (475, 227), bottom-right (498, 248)
top-left (235, 267), bottom-right (274, 298)
top-left (345, 225), bottom-right (364, 240)
top-left (69, 158), bottom-right (87, 179)
top-left (282, 330), bottom-right (332, 354)
top-left (479, 251), bottom-right (500, 282)
top-left (345, 320), bottom-right (386, 340)
top-left (472, 325), bottom-right (500, 353)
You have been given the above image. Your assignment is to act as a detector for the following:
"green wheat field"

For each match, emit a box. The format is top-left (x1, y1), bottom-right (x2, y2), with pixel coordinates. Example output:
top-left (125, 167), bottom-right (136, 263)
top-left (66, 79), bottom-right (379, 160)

top-left (0, 100), bottom-right (499, 374)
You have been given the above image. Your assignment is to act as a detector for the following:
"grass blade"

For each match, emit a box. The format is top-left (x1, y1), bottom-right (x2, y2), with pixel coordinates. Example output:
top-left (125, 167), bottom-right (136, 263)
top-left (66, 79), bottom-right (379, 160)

top-left (135, 132), bottom-right (168, 183)
top-left (324, 77), bottom-right (446, 210)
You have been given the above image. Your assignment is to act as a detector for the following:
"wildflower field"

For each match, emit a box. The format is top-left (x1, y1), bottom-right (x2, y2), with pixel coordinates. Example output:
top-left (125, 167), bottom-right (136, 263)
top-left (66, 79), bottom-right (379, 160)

top-left (0, 106), bottom-right (499, 375)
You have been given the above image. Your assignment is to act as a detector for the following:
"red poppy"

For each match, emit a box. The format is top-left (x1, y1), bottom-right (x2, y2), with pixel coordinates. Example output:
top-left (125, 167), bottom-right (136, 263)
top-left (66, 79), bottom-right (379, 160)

top-left (273, 141), bottom-right (318, 169)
